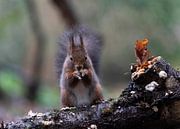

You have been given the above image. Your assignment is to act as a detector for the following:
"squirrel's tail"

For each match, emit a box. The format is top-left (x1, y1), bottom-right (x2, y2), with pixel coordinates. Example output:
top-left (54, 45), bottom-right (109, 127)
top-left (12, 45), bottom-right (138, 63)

top-left (55, 25), bottom-right (103, 80)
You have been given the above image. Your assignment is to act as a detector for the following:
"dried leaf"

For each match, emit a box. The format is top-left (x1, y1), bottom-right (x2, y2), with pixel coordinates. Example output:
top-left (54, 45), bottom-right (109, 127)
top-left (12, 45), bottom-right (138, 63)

top-left (135, 38), bottom-right (150, 65)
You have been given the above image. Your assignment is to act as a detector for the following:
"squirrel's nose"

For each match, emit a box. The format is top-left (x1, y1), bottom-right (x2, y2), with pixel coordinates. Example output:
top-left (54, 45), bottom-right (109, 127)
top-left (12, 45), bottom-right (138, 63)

top-left (76, 65), bottom-right (82, 71)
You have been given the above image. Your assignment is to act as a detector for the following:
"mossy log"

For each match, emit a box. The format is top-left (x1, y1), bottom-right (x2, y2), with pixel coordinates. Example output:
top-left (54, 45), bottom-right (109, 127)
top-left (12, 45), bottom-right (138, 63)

top-left (2, 57), bottom-right (180, 129)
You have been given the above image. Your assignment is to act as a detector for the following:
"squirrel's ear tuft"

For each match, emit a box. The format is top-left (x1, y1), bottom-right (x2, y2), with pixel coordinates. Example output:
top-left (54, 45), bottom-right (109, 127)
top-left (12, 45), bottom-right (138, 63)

top-left (69, 36), bottom-right (75, 49)
top-left (79, 34), bottom-right (84, 48)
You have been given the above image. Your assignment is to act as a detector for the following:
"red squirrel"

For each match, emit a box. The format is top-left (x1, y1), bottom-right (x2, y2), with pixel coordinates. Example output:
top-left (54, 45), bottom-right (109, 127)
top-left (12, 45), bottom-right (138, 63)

top-left (56, 26), bottom-right (103, 107)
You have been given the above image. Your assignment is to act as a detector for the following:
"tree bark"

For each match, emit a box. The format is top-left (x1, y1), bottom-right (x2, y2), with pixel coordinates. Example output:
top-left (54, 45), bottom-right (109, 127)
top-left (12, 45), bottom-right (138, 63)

top-left (2, 56), bottom-right (180, 129)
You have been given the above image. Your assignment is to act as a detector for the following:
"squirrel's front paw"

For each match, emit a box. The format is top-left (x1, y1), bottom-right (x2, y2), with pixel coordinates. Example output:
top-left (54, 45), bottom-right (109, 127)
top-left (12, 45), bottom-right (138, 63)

top-left (72, 71), bottom-right (82, 80)
top-left (80, 69), bottom-right (89, 77)
top-left (65, 71), bottom-right (81, 79)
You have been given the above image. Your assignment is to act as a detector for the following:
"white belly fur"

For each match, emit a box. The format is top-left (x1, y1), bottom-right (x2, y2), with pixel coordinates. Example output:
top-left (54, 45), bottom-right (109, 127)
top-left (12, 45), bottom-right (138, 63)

top-left (73, 82), bottom-right (90, 105)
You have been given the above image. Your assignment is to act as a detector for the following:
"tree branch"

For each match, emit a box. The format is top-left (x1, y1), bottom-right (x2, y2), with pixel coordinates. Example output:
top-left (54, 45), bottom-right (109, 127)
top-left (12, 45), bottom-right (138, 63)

top-left (2, 56), bottom-right (180, 129)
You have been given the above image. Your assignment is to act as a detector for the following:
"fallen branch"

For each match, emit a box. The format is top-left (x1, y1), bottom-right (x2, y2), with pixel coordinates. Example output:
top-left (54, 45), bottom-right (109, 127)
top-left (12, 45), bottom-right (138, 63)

top-left (2, 39), bottom-right (180, 129)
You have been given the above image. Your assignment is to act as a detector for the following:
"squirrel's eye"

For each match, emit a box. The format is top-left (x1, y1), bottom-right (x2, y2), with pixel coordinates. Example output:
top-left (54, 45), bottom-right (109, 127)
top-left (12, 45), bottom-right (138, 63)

top-left (85, 56), bottom-right (87, 60)
top-left (70, 57), bottom-right (73, 61)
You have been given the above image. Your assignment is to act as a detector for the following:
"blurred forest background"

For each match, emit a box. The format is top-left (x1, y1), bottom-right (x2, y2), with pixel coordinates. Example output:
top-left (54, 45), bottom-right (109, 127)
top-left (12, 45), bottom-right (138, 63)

top-left (0, 0), bottom-right (180, 121)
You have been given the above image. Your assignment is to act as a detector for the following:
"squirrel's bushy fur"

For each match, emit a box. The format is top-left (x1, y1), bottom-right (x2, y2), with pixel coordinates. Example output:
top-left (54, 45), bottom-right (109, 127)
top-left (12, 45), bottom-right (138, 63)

top-left (55, 25), bottom-right (103, 80)
top-left (55, 25), bottom-right (103, 107)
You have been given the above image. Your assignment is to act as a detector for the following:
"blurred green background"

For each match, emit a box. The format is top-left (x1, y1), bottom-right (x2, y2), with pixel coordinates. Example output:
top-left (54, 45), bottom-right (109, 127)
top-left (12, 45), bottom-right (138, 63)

top-left (0, 0), bottom-right (179, 121)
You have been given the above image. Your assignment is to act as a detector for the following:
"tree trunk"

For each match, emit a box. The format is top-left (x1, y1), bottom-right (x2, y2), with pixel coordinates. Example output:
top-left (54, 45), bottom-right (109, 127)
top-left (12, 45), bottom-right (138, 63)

top-left (51, 0), bottom-right (79, 27)
top-left (24, 0), bottom-right (47, 102)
